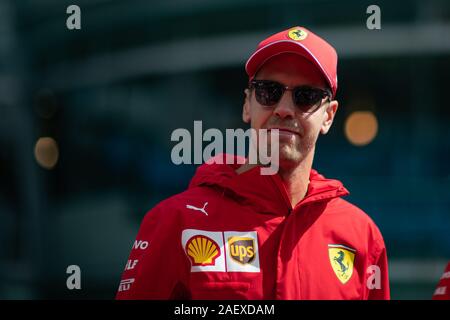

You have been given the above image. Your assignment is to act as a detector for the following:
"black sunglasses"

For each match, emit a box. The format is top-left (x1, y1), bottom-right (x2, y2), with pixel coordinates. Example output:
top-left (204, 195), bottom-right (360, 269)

top-left (249, 80), bottom-right (331, 112)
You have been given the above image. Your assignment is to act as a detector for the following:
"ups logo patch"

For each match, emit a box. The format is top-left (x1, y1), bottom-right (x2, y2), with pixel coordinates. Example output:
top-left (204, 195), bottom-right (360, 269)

top-left (228, 236), bottom-right (255, 264)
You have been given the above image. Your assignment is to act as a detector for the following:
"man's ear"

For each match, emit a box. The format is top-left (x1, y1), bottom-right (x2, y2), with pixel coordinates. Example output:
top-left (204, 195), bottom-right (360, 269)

top-left (242, 88), bottom-right (251, 123)
top-left (320, 100), bottom-right (338, 135)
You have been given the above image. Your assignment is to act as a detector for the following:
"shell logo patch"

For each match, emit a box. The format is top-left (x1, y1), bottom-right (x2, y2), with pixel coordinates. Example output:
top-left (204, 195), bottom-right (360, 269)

top-left (186, 235), bottom-right (220, 266)
top-left (182, 229), bottom-right (226, 272)
top-left (228, 236), bottom-right (255, 264)
top-left (288, 28), bottom-right (308, 41)
top-left (328, 244), bottom-right (356, 284)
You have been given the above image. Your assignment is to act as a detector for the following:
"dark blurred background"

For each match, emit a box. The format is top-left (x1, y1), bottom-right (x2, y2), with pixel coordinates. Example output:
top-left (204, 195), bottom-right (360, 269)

top-left (0, 0), bottom-right (449, 299)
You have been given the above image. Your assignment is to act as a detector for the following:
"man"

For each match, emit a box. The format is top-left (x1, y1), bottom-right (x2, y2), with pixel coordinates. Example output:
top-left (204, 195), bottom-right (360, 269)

top-left (116, 26), bottom-right (390, 299)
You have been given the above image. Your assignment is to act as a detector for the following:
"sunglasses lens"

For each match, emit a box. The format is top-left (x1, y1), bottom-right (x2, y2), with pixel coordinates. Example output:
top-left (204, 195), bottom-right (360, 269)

top-left (251, 81), bottom-right (329, 111)
top-left (255, 82), bottom-right (283, 106)
top-left (294, 87), bottom-right (325, 111)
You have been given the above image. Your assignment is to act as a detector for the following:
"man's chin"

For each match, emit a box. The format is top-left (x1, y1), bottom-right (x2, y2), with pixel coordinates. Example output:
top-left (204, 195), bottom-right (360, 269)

top-left (277, 148), bottom-right (303, 168)
top-left (261, 142), bottom-right (306, 170)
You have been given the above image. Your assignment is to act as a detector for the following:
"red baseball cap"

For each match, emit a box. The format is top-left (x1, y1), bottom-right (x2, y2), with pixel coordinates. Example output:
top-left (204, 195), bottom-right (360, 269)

top-left (245, 26), bottom-right (338, 98)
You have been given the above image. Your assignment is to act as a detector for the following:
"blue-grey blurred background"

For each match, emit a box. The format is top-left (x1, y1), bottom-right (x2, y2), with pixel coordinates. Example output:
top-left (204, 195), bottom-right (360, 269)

top-left (0, 0), bottom-right (449, 299)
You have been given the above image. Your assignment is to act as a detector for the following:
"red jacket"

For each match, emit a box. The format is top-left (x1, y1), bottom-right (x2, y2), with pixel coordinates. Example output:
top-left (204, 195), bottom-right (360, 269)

top-left (432, 262), bottom-right (450, 300)
top-left (116, 158), bottom-right (390, 300)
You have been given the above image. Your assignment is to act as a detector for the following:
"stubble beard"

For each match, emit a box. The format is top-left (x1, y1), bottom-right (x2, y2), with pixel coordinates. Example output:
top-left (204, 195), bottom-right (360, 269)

top-left (271, 133), bottom-right (316, 171)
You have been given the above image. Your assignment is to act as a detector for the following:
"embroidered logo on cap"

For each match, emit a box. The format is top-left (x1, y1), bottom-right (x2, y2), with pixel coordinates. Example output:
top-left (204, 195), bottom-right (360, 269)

top-left (288, 28), bottom-right (308, 41)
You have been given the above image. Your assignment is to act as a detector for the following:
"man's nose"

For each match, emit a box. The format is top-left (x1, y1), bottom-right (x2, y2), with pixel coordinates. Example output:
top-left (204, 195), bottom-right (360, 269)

top-left (273, 90), bottom-right (296, 119)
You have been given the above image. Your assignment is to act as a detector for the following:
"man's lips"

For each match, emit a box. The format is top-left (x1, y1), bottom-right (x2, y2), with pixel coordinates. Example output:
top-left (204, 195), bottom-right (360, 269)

top-left (267, 127), bottom-right (301, 136)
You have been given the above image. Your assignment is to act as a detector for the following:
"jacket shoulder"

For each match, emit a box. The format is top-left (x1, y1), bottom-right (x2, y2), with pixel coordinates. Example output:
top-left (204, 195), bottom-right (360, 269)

top-left (324, 198), bottom-right (386, 247)
top-left (327, 198), bottom-right (379, 226)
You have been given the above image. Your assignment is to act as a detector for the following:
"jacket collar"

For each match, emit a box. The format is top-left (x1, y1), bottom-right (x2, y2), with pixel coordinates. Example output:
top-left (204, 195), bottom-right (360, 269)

top-left (188, 154), bottom-right (349, 215)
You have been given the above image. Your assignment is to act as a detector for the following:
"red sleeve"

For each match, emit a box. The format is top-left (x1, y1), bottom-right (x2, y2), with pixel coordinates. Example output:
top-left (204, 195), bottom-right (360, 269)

top-left (432, 262), bottom-right (450, 300)
top-left (115, 203), bottom-right (191, 299)
top-left (367, 238), bottom-right (390, 300)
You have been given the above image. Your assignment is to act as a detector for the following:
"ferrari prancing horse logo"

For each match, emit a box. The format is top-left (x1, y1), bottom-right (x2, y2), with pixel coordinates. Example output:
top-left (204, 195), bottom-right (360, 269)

top-left (328, 244), bottom-right (356, 284)
top-left (288, 28), bottom-right (308, 41)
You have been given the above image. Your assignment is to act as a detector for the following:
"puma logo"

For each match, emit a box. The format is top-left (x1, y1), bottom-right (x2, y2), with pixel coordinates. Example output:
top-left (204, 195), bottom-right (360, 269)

top-left (186, 202), bottom-right (208, 216)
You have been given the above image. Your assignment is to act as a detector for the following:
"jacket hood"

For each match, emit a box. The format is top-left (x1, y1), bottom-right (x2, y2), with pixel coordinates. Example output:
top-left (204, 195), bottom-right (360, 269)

top-left (188, 154), bottom-right (349, 215)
